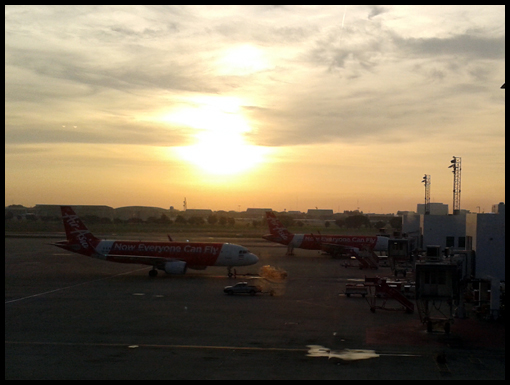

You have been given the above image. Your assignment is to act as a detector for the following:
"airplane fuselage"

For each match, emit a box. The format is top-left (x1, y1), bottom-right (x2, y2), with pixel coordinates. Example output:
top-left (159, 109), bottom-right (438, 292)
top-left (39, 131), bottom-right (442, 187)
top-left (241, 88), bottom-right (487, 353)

top-left (264, 233), bottom-right (388, 252)
top-left (53, 206), bottom-right (258, 277)
top-left (101, 240), bottom-right (255, 267)
top-left (56, 239), bottom-right (257, 268)
top-left (301, 234), bottom-right (386, 251)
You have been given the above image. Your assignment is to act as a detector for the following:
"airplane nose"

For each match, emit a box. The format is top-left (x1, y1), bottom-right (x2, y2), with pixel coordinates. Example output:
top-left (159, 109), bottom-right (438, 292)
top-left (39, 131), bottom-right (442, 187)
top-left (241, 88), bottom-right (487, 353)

top-left (247, 252), bottom-right (259, 265)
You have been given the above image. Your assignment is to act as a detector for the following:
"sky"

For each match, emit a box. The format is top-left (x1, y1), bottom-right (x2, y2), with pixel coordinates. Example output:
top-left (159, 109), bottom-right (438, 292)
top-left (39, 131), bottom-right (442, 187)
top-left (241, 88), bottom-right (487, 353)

top-left (5, 5), bottom-right (505, 214)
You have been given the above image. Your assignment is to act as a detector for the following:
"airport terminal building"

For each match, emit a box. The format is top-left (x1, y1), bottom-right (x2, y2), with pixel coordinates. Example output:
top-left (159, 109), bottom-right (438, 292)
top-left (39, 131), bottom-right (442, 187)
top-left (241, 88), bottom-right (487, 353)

top-left (403, 202), bottom-right (505, 282)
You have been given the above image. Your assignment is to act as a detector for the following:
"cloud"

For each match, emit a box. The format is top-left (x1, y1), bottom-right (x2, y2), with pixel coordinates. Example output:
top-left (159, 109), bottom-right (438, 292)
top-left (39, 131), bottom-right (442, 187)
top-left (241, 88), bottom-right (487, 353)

top-left (367, 5), bottom-right (389, 20)
top-left (5, 5), bottom-right (505, 150)
top-left (5, 123), bottom-right (193, 147)
top-left (4, 6), bottom-right (505, 213)
top-left (396, 33), bottom-right (505, 60)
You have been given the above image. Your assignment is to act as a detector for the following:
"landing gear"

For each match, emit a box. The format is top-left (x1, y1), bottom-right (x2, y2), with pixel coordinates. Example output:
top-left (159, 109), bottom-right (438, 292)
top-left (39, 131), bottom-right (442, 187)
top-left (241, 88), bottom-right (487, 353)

top-left (149, 268), bottom-right (158, 278)
top-left (227, 267), bottom-right (233, 278)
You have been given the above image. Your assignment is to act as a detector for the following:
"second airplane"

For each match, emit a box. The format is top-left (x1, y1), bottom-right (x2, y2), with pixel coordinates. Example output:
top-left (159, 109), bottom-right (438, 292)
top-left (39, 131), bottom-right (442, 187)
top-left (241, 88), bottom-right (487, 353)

top-left (263, 211), bottom-right (389, 258)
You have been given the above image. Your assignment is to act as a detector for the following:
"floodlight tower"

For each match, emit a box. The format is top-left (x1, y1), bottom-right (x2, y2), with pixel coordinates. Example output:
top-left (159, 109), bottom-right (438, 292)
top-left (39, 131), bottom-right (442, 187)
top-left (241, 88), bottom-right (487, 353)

top-left (448, 156), bottom-right (461, 215)
top-left (421, 174), bottom-right (431, 215)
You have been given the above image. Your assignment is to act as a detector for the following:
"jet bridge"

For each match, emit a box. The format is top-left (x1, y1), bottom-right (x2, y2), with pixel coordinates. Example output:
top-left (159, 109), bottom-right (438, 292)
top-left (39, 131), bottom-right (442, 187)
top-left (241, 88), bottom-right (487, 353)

top-left (387, 238), bottom-right (414, 278)
top-left (415, 246), bottom-right (461, 333)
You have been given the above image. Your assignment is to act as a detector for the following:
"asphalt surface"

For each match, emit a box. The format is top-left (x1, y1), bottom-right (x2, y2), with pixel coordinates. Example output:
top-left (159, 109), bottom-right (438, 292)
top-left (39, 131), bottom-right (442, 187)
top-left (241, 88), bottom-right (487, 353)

top-left (5, 236), bottom-right (505, 380)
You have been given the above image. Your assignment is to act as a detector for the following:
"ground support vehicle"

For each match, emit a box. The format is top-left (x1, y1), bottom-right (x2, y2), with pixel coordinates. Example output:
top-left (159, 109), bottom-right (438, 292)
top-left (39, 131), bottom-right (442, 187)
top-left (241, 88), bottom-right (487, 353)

top-left (364, 276), bottom-right (414, 313)
top-left (224, 282), bottom-right (263, 296)
top-left (344, 283), bottom-right (368, 297)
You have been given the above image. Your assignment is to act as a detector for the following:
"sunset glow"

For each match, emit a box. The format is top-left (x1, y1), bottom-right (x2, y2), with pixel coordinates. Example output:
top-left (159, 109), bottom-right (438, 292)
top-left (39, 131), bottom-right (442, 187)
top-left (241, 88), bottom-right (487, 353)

top-left (158, 95), bottom-right (270, 175)
top-left (174, 132), bottom-right (270, 176)
top-left (5, 5), bottom-right (505, 213)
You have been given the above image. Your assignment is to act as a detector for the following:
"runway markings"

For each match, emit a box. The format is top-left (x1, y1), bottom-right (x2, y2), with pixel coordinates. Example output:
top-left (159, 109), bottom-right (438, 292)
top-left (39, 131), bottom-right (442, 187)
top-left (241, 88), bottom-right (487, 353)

top-left (4, 340), bottom-right (307, 353)
top-left (5, 340), bottom-right (422, 358)
top-left (4, 267), bottom-right (150, 304)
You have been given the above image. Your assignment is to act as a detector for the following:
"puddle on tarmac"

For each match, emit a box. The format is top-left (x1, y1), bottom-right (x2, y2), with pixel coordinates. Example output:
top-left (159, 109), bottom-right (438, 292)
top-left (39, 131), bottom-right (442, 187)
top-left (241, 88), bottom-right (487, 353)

top-left (307, 345), bottom-right (379, 361)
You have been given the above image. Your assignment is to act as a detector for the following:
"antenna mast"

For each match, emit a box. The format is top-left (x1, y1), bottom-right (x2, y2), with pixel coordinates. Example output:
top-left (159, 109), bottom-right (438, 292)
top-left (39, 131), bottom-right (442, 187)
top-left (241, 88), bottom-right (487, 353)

top-left (448, 156), bottom-right (461, 215)
top-left (421, 174), bottom-right (431, 215)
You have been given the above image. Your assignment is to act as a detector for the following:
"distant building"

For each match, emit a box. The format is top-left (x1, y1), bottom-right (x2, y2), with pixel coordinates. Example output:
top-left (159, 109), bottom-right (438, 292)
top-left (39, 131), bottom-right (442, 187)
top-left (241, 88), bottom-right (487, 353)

top-left (114, 206), bottom-right (169, 221)
top-left (421, 214), bottom-right (467, 250)
top-left (403, 211), bottom-right (468, 251)
top-left (492, 202), bottom-right (505, 214)
top-left (397, 210), bottom-right (416, 216)
top-left (307, 209), bottom-right (334, 218)
top-left (403, 202), bottom-right (505, 281)
top-left (417, 202), bottom-right (448, 215)
top-left (286, 210), bottom-right (306, 219)
top-left (34, 204), bottom-right (114, 219)
top-left (5, 205), bottom-right (34, 220)
top-left (343, 210), bottom-right (362, 215)
top-left (245, 208), bottom-right (272, 217)
top-left (366, 213), bottom-right (395, 221)
top-left (401, 213), bottom-right (421, 238)
top-left (365, 213), bottom-right (396, 228)
top-left (182, 209), bottom-right (213, 218)
top-left (466, 203), bottom-right (505, 281)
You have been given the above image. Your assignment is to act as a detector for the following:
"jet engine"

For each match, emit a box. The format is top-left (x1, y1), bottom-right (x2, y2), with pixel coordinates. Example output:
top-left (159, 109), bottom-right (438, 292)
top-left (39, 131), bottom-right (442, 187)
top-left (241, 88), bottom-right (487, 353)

top-left (164, 260), bottom-right (187, 274)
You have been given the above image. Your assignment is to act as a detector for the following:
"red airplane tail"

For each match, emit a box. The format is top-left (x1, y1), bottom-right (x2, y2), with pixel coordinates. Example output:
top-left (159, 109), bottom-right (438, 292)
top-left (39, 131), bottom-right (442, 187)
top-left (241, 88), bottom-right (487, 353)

top-left (264, 211), bottom-right (294, 244)
top-left (55, 206), bottom-right (100, 256)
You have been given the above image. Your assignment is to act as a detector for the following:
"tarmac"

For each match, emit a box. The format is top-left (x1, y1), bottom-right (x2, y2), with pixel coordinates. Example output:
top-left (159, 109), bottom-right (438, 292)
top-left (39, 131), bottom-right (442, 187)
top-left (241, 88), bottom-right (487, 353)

top-left (5, 236), bottom-right (505, 380)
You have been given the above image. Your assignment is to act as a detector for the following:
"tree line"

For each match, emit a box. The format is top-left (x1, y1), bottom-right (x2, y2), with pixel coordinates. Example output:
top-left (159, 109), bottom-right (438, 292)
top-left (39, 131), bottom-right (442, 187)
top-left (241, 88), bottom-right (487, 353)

top-left (275, 213), bottom-right (402, 230)
top-left (7, 213), bottom-right (241, 227)
top-left (7, 210), bottom-right (402, 230)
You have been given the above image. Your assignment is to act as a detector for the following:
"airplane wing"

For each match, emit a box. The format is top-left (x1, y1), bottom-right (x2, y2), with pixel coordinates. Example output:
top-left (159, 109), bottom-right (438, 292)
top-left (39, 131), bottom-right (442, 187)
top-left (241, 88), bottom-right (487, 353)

top-left (104, 254), bottom-right (209, 272)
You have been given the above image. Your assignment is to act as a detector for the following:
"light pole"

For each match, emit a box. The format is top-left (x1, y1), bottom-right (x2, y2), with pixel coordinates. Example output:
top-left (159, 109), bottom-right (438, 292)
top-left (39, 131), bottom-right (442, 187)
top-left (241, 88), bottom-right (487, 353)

top-left (448, 156), bottom-right (461, 215)
top-left (421, 174), bottom-right (430, 215)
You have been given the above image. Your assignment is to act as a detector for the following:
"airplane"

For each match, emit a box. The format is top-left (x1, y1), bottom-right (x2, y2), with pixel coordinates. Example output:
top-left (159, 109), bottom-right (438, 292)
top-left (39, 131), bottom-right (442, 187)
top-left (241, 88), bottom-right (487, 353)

top-left (52, 206), bottom-right (258, 277)
top-left (262, 211), bottom-right (388, 266)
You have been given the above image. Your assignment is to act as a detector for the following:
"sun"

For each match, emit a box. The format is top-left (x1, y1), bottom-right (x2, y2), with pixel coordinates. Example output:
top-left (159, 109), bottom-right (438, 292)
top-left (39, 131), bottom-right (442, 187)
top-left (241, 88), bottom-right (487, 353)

top-left (176, 131), bottom-right (267, 175)
top-left (163, 96), bottom-right (269, 176)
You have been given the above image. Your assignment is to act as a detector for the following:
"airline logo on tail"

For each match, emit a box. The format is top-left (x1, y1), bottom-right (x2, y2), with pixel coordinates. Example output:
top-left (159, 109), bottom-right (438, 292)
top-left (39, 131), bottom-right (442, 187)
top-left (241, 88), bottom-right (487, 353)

top-left (264, 211), bottom-right (293, 244)
top-left (60, 206), bottom-right (101, 252)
